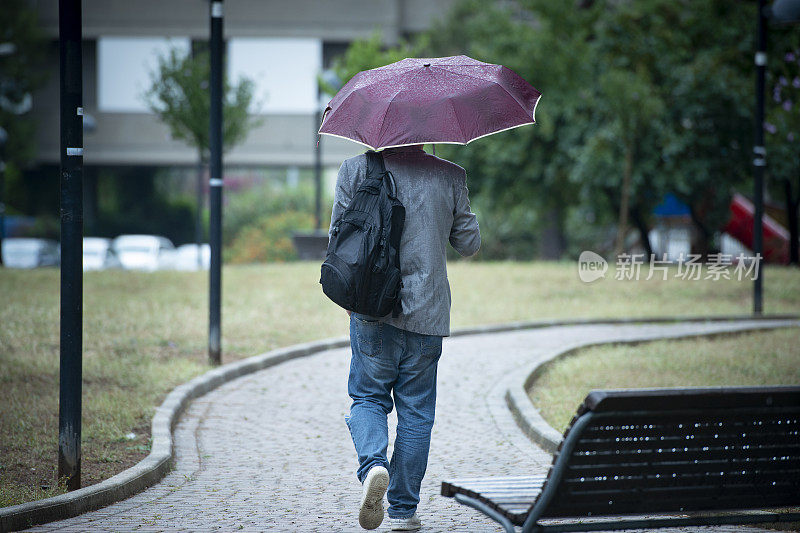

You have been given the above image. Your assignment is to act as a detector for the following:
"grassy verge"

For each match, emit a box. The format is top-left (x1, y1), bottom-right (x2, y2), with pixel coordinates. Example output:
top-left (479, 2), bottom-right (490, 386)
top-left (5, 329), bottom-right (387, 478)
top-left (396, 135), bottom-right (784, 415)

top-left (1, 261), bottom-right (799, 507)
top-left (528, 328), bottom-right (800, 433)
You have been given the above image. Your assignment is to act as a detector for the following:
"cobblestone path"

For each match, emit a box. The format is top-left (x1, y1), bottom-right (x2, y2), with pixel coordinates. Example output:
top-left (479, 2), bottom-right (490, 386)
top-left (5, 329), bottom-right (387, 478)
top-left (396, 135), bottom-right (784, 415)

top-left (28, 319), bottom-right (798, 532)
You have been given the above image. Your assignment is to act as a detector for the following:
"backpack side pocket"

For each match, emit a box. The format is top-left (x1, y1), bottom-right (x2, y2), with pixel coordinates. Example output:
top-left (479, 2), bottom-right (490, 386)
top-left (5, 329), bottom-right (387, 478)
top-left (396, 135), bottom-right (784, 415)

top-left (320, 252), bottom-right (356, 310)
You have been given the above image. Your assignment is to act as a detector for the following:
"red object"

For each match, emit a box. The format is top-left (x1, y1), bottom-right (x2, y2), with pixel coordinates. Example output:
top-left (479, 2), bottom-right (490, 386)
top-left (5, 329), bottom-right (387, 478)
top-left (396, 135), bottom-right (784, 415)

top-left (318, 55), bottom-right (542, 150)
top-left (723, 193), bottom-right (790, 264)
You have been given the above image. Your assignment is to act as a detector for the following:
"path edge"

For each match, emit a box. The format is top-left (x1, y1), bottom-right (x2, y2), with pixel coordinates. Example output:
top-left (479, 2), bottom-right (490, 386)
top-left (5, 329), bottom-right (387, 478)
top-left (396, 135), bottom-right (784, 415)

top-left (504, 319), bottom-right (800, 455)
top-left (2, 313), bottom-right (797, 531)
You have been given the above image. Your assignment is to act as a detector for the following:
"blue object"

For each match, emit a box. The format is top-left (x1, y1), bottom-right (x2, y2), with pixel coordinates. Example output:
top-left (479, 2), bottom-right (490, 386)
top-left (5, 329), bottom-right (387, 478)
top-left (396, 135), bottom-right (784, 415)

top-left (4, 215), bottom-right (36, 237)
top-left (653, 193), bottom-right (690, 217)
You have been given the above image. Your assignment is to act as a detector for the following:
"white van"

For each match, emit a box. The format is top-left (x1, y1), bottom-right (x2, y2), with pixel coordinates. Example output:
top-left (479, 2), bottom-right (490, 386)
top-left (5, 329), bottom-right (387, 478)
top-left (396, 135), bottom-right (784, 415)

top-left (112, 235), bottom-right (175, 271)
top-left (83, 237), bottom-right (121, 271)
top-left (2, 238), bottom-right (60, 268)
top-left (174, 243), bottom-right (211, 271)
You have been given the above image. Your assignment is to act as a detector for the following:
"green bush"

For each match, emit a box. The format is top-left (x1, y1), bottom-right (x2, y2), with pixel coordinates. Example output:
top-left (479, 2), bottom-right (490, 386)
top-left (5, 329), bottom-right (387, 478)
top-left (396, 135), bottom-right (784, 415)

top-left (225, 210), bottom-right (314, 263)
top-left (224, 182), bottom-right (320, 246)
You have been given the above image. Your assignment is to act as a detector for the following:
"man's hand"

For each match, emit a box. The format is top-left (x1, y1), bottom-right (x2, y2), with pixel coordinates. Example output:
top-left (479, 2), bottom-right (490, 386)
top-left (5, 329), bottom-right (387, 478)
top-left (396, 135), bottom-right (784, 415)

top-left (346, 310), bottom-right (352, 316)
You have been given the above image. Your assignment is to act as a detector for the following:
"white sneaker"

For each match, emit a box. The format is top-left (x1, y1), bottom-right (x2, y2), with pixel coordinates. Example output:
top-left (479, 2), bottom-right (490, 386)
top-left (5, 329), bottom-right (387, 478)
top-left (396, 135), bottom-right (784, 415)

top-left (389, 513), bottom-right (421, 531)
top-left (358, 466), bottom-right (389, 530)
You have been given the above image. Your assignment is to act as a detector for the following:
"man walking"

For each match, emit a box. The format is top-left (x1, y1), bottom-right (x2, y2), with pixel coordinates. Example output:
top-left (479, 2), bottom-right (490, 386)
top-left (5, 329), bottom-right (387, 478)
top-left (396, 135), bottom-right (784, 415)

top-left (330, 144), bottom-right (480, 530)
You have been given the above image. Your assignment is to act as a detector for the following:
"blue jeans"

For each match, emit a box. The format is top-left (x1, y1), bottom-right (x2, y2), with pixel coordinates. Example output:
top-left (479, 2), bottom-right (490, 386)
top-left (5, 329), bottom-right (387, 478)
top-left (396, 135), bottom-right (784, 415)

top-left (346, 313), bottom-right (443, 519)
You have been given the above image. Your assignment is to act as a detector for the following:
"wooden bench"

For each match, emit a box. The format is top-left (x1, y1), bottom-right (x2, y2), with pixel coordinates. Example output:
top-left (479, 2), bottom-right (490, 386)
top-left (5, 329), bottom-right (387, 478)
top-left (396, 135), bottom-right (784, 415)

top-left (441, 386), bottom-right (800, 532)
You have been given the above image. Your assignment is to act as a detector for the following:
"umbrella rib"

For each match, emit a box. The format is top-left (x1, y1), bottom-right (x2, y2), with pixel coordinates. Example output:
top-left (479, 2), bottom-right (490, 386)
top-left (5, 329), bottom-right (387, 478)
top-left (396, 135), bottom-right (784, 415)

top-left (328, 65), bottom-right (418, 107)
top-left (424, 65), bottom-right (468, 142)
top-left (445, 87), bottom-right (468, 143)
top-left (374, 88), bottom-right (408, 149)
top-left (375, 67), bottom-right (428, 146)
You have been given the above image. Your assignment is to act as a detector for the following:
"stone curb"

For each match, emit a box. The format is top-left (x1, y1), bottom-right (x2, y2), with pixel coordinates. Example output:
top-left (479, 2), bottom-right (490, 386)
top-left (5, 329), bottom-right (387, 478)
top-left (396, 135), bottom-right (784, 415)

top-left (504, 319), bottom-right (800, 455)
top-left (2, 313), bottom-right (797, 531)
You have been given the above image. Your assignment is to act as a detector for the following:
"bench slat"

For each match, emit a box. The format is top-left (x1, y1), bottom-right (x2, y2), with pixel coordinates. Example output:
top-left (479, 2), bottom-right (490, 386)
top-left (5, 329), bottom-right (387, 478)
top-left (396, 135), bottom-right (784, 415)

top-left (576, 434), bottom-right (800, 452)
top-left (464, 490), bottom-right (543, 499)
top-left (566, 456), bottom-right (800, 477)
top-left (487, 496), bottom-right (541, 505)
top-left (565, 444), bottom-right (800, 465)
top-left (583, 416), bottom-right (800, 439)
top-left (562, 466), bottom-right (800, 483)
top-left (442, 476), bottom-right (545, 484)
top-left (441, 475), bottom-right (546, 497)
top-left (444, 475), bottom-right (546, 483)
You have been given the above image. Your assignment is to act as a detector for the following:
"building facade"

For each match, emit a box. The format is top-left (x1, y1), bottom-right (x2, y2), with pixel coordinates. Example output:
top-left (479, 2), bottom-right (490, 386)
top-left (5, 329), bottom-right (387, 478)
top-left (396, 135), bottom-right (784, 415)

top-left (30, 0), bottom-right (453, 169)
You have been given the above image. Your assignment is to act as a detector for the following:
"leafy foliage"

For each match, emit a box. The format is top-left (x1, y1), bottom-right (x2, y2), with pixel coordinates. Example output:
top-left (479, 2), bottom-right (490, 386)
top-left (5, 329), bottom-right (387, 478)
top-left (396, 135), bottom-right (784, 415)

top-left (223, 181), bottom-right (331, 263)
top-left (225, 210), bottom-right (314, 263)
top-left (765, 40), bottom-right (800, 263)
top-left (144, 47), bottom-right (259, 156)
top-left (0, 0), bottom-right (48, 214)
top-left (766, 46), bottom-right (800, 183)
top-left (319, 33), bottom-right (418, 98)
top-left (223, 182), bottom-right (324, 245)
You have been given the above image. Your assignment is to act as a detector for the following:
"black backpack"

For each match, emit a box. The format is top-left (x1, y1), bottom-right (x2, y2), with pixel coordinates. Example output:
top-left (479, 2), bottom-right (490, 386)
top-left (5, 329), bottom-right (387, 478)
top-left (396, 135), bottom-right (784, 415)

top-left (320, 151), bottom-right (405, 317)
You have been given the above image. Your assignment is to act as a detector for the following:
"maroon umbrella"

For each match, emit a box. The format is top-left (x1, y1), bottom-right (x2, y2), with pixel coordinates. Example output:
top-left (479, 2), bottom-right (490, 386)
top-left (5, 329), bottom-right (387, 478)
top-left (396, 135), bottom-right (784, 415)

top-left (318, 55), bottom-right (541, 150)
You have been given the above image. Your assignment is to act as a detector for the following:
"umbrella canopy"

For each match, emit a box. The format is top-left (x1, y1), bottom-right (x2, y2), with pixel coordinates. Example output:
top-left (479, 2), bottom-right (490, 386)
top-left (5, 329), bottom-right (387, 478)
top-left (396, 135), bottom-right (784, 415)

top-left (318, 55), bottom-right (541, 151)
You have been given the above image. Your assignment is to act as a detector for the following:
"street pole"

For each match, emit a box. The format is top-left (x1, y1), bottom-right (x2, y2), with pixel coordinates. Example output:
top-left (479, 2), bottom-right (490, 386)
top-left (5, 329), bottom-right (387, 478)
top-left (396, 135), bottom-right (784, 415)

top-left (753, 0), bottom-right (767, 315)
top-left (208, 0), bottom-right (223, 365)
top-left (314, 106), bottom-right (322, 231)
top-left (58, 0), bottom-right (83, 490)
top-left (0, 129), bottom-right (6, 266)
top-left (195, 156), bottom-right (204, 269)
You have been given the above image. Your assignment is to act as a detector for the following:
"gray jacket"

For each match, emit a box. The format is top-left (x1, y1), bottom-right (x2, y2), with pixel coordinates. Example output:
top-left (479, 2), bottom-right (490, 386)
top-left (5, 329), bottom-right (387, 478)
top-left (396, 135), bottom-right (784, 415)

top-left (330, 146), bottom-right (480, 336)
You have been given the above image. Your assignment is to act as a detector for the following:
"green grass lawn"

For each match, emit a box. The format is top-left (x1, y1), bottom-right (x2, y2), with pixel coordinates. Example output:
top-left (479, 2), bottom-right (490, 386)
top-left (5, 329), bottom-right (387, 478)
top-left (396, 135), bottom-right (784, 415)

top-left (528, 328), bottom-right (800, 433)
top-left (1, 261), bottom-right (799, 507)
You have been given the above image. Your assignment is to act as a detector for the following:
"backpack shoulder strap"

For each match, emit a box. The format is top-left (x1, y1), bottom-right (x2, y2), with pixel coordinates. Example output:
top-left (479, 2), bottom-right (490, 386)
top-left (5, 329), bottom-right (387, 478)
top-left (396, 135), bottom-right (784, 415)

top-left (366, 151), bottom-right (399, 198)
top-left (365, 150), bottom-right (386, 176)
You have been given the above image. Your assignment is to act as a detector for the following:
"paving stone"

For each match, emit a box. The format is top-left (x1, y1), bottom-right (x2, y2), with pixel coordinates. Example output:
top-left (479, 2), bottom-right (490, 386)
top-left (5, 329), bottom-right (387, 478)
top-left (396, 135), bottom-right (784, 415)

top-left (26, 319), bottom-right (798, 532)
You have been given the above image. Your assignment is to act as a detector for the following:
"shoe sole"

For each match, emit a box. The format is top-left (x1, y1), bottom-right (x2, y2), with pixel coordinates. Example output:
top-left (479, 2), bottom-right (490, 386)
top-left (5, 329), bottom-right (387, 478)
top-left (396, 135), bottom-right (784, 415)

top-left (359, 467), bottom-right (389, 530)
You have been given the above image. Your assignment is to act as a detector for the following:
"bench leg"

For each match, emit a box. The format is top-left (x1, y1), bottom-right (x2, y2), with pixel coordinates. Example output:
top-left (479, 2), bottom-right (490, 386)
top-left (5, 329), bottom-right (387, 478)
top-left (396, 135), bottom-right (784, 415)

top-left (453, 493), bottom-right (516, 533)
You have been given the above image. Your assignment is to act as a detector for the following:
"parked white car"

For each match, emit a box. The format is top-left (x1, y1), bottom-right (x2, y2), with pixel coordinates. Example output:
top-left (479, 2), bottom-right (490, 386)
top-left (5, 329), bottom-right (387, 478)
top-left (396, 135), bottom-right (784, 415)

top-left (174, 243), bottom-right (211, 271)
top-left (83, 237), bottom-right (121, 271)
top-left (112, 235), bottom-right (176, 271)
top-left (1, 238), bottom-right (60, 268)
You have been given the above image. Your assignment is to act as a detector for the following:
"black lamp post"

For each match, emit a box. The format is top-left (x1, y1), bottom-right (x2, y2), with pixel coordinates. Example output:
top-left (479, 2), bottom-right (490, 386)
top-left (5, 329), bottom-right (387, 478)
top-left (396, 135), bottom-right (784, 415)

top-left (58, 0), bottom-right (84, 490)
top-left (0, 126), bottom-right (7, 266)
top-left (208, 0), bottom-right (223, 365)
top-left (753, 0), bottom-right (800, 315)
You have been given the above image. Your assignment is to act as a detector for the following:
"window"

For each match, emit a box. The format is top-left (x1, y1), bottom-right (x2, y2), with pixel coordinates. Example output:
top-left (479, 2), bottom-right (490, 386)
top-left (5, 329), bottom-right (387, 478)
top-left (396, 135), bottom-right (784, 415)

top-left (228, 38), bottom-right (321, 114)
top-left (97, 37), bottom-right (190, 113)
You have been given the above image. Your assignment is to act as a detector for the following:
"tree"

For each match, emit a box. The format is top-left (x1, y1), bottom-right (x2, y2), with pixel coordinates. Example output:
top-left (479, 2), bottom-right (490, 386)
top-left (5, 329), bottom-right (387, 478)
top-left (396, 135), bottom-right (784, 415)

top-left (573, 0), bottom-right (759, 259)
top-left (427, 0), bottom-right (599, 259)
top-left (320, 33), bottom-right (417, 97)
top-left (571, 68), bottom-right (666, 258)
top-left (144, 46), bottom-right (259, 249)
top-left (0, 0), bottom-right (48, 263)
top-left (766, 43), bottom-right (800, 265)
